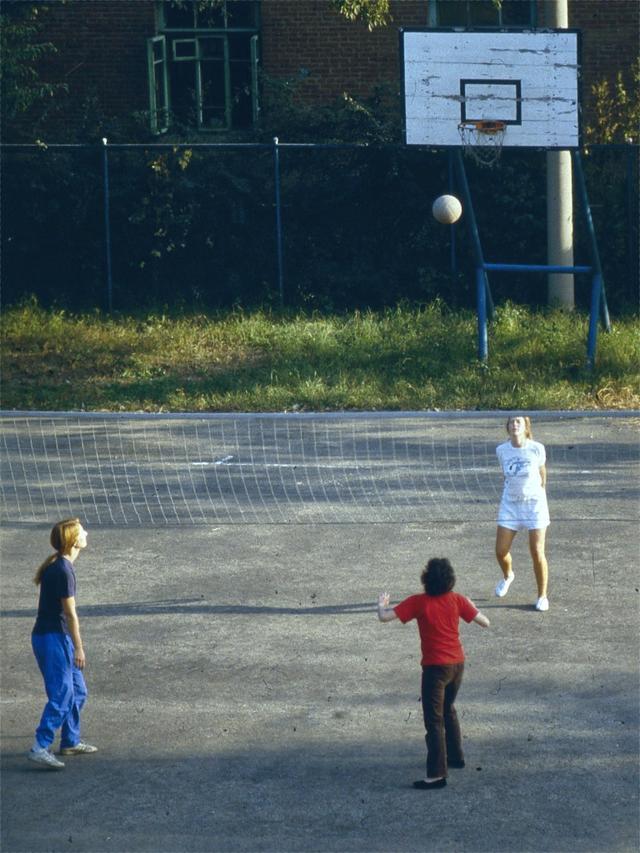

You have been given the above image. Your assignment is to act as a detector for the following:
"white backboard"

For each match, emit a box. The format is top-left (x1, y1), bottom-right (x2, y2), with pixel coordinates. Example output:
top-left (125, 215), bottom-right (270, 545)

top-left (402, 30), bottom-right (580, 148)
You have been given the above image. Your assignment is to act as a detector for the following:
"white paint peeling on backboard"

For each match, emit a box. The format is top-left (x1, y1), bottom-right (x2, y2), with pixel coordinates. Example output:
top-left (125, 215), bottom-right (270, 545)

top-left (402, 31), bottom-right (580, 148)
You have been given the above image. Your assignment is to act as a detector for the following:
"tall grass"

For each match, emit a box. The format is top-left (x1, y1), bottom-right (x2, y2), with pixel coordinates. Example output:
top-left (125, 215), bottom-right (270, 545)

top-left (1, 301), bottom-right (638, 411)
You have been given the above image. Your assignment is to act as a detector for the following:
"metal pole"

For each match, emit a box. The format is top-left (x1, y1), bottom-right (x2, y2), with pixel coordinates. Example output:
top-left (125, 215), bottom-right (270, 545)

top-left (626, 144), bottom-right (637, 304)
top-left (546, 0), bottom-right (575, 309)
top-left (586, 273), bottom-right (602, 368)
top-left (273, 137), bottom-right (284, 308)
top-left (476, 266), bottom-right (488, 362)
top-left (101, 138), bottom-right (113, 313)
top-left (453, 152), bottom-right (494, 318)
top-left (572, 149), bottom-right (611, 330)
top-left (454, 151), bottom-right (493, 359)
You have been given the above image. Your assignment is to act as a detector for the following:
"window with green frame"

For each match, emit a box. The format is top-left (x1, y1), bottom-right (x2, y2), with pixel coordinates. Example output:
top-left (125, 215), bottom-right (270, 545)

top-left (434, 0), bottom-right (537, 28)
top-left (148, 0), bottom-right (260, 133)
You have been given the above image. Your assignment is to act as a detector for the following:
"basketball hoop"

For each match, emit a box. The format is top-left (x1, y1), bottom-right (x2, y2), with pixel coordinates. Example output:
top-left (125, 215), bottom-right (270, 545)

top-left (458, 120), bottom-right (507, 167)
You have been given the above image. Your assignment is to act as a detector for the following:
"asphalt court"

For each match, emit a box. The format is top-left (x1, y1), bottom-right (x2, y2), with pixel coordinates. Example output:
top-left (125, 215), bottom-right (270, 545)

top-left (1, 412), bottom-right (639, 852)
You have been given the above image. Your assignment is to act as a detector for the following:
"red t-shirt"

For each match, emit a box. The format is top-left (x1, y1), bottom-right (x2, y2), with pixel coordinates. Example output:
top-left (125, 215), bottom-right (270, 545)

top-left (393, 592), bottom-right (478, 665)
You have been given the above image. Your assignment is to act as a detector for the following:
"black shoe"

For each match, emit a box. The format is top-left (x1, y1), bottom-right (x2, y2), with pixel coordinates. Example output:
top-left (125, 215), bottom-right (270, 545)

top-left (448, 759), bottom-right (465, 769)
top-left (413, 778), bottom-right (447, 790)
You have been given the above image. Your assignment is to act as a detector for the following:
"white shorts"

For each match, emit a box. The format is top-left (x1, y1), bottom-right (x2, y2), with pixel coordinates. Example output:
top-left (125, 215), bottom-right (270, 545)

top-left (498, 496), bottom-right (550, 532)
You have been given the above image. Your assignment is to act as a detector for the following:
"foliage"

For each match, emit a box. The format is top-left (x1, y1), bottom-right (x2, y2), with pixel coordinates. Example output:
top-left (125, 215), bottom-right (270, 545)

top-left (2, 300), bottom-right (638, 412)
top-left (0, 1), bottom-right (66, 134)
top-left (254, 75), bottom-right (400, 144)
top-left (2, 137), bottom-right (637, 314)
top-left (585, 60), bottom-right (640, 144)
top-left (330, 0), bottom-right (392, 31)
top-left (331, 0), bottom-right (503, 29)
top-left (1, 52), bottom-right (637, 315)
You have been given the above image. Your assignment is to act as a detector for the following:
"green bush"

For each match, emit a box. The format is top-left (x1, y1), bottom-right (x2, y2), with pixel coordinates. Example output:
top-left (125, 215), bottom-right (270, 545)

top-left (1, 82), bottom-right (637, 314)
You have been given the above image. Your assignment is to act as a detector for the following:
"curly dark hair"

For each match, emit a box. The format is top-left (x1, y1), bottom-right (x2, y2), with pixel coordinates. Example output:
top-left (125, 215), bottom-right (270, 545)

top-left (421, 558), bottom-right (456, 596)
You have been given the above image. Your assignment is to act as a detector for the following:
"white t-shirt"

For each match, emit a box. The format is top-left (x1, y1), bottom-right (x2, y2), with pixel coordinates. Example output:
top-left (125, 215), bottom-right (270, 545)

top-left (496, 439), bottom-right (546, 502)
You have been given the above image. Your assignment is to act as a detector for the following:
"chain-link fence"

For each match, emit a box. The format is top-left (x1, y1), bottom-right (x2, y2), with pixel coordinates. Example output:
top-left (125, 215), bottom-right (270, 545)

top-left (1, 141), bottom-right (637, 313)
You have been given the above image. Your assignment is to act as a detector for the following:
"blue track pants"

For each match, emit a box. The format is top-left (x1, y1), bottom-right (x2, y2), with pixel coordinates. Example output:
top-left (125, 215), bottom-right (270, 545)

top-left (32, 632), bottom-right (88, 750)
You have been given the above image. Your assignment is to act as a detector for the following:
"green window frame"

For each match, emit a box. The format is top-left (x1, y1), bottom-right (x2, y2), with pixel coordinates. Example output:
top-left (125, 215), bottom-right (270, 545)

top-left (432, 0), bottom-right (537, 28)
top-left (147, 35), bottom-right (170, 135)
top-left (151, 0), bottom-right (260, 132)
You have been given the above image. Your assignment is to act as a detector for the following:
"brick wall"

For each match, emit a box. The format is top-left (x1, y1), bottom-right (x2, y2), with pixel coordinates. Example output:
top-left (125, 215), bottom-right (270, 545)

top-left (568, 0), bottom-right (640, 125)
top-left (36, 0), bottom-right (155, 134)
top-left (261, 0), bottom-right (428, 104)
top-left (25, 0), bottom-right (639, 139)
top-left (262, 0), bottom-right (639, 126)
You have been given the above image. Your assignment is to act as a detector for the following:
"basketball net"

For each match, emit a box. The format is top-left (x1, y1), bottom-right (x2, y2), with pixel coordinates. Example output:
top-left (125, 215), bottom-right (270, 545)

top-left (458, 120), bottom-right (506, 167)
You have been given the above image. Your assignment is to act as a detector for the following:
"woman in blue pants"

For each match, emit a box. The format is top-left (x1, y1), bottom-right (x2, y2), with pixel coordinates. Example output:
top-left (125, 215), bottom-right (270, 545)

top-left (28, 519), bottom-right (97, 770)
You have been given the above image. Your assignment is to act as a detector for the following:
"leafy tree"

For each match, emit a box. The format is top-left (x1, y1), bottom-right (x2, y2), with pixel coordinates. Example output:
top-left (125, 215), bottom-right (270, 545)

top-left (0, 1), bottom-right (66, 134)
top-left (586, 59), bottom-right (640, 144)
top-left (331, 0), bottom-right (502, 29)
top-left (330, 0), bottom-right (392, 30)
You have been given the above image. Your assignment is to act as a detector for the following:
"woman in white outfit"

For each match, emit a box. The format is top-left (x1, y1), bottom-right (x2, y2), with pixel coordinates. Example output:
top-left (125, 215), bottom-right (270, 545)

top-left (494, 415), bottom-right (550, 611)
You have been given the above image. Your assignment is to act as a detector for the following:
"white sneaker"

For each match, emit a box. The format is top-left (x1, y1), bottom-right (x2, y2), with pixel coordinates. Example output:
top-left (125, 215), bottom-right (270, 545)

top-left (495, 573), bottom-right (514, 597)
top-left (535, 596), bottom-right (549, 612)
top-left (28, 747), bottom-right (65, 770)
top-left (59, 741), bottom-right (98, 755)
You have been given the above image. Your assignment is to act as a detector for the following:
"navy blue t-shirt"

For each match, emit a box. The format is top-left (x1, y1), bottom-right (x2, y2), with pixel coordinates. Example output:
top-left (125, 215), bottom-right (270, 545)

top-left (32, 557), bottom-right (76, 635)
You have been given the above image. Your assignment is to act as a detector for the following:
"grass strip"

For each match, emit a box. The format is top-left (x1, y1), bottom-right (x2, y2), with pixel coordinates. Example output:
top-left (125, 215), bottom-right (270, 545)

top-left (1, 301), bottom-right (638, 412)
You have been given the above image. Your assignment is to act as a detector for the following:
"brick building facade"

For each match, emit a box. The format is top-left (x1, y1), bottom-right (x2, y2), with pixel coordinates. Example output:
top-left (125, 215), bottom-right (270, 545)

top-left (10, 0), bottom-right (640, 140)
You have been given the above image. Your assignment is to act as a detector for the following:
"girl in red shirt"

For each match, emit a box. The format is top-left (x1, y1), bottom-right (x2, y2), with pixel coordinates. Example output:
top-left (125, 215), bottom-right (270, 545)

top-left (378, 557), bottom-right (490, 789)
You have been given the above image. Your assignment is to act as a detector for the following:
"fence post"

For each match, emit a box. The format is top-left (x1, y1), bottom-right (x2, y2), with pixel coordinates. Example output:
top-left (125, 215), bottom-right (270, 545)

top-left (273, 137), bottom-right (284, 308)
top-left (101, 138), bottom-right (113, 313)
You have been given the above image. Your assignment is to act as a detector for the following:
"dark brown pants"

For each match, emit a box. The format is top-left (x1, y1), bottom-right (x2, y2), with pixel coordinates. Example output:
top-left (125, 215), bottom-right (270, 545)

top-left (421, 663), bottom-right (465, 778)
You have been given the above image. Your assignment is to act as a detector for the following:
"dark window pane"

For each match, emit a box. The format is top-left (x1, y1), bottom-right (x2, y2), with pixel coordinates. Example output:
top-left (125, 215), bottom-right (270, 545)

top-left (153, 40), bottom-right (165, 62)
top-left (468, 1), bottom-right (499, 26)
top-left (196, 3), bottom-right (226, 28)
top-left (228, 33), bottom-right (250, 61)
top-left (174, 39), bottom-right (197, 59)
top-left (502, 1), bottom-right (535, 26)
top-left (200, 37), bottom-right (225, 60)
top-left (163, 2), bottom-right (195, 28)
top-left (230, 61), bottom-right (253, 127)
top-left (436, 0), bottom-right (534, 28)
top-left (200, 62), bottom-right (227, 128)
top-left (226, 0), bottom-right (259, 28)
top-left (437, 1), bottom-right (468, 27)
top-left (170, 61), bottom-right (198, 124)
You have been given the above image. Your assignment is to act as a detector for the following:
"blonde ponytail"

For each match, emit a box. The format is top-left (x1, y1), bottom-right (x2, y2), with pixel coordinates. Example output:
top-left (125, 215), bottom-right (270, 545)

top-left (33, 518), bottom-right (82, 585)
top-left (34, 554), bottom-right (58, 586)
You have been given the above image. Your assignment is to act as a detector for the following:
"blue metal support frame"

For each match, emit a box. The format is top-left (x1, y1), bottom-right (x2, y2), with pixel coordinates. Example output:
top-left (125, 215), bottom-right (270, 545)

top-left (454, 151), bottom-right (494, 360)
top-left (454, 150), bottom-right (606, 367)
top-left (572, 149), bottom-right (611, 331)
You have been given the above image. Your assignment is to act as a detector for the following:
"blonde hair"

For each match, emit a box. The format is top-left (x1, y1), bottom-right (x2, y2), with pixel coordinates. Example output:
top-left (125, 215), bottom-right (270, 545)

top-left (505, 415), bottom-right (533, 440)
top-left (34, 518), bottom-right (83, 585)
